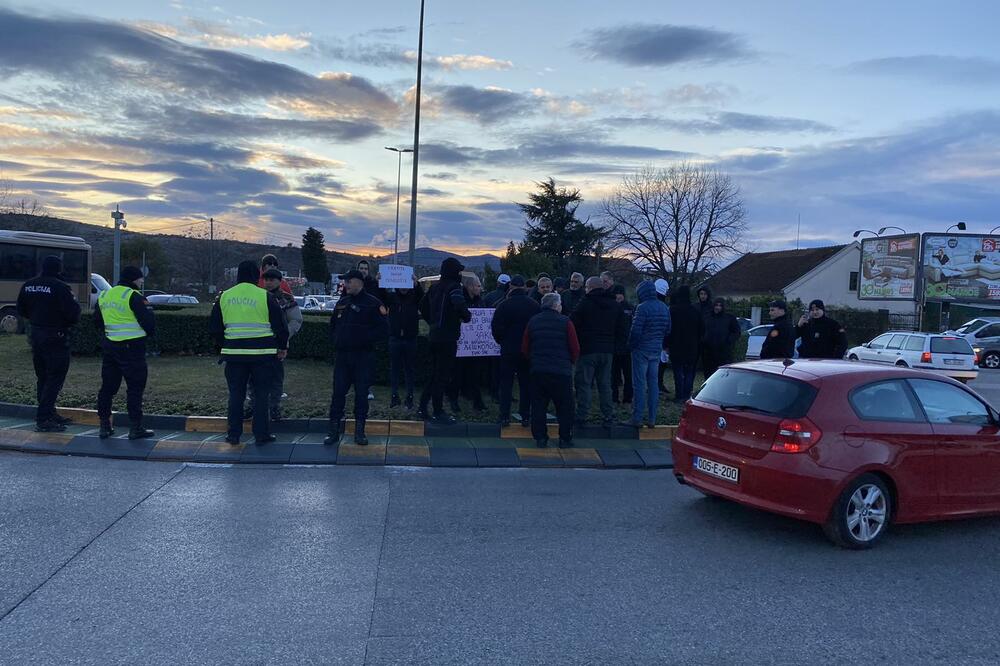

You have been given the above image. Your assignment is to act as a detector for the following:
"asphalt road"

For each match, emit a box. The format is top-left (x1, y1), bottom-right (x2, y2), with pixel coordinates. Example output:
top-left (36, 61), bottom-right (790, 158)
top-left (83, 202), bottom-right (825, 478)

top-left (969, 369), bottom-right (1000, 408)
top-left (1, 453), bottom-right (999, 665)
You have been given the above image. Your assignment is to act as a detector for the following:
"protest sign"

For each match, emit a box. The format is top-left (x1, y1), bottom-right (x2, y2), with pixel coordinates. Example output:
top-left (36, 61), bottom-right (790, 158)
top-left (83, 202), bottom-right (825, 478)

top-left (456, 308), bottom-right (501, 357)
top-left (379, 264), bottom-right (414, 289)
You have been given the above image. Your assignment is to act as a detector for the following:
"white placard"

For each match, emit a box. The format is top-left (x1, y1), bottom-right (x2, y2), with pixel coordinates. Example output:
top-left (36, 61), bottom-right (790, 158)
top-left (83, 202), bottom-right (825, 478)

top-left (456, 308), bottom-right (501, 358)
top-left (379, 264), bottom-right (414, 289)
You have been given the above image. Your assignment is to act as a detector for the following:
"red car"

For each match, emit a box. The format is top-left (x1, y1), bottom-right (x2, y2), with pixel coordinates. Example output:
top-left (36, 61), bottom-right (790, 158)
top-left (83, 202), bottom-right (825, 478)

top-left (672, 359), bottom-right (1000, 548)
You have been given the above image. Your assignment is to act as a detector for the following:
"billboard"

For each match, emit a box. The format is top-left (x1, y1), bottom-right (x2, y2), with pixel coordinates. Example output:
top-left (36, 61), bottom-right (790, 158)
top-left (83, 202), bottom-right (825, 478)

top-left (858, 234), bottom-right (919, 301)
top-left (922, 234), bottom-right (1000, 302)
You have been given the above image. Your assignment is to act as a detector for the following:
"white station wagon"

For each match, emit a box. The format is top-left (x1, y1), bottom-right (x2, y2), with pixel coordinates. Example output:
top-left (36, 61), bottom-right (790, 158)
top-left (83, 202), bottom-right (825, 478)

top-left (846, 331), bottom-right (978, 383)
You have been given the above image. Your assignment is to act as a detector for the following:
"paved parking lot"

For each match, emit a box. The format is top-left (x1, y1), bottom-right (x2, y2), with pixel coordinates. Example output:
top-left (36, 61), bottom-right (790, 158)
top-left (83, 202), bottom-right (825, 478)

top-left (1, 452), bottom-right (999, 664)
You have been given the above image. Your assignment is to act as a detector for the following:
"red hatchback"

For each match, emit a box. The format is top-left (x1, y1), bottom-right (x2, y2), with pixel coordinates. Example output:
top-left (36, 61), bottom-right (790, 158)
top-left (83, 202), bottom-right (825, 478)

top-left (672, 359), bottom-right (1000, 548)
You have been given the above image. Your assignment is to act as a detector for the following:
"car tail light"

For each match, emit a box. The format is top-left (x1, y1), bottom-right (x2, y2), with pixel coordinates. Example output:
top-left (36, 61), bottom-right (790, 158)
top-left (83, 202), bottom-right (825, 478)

top-left (771, 418), bottom-right (822, 453)
top-left (921, 352), bottom-right (932, 363)
top-left (975, 351), bottom-right (981, 364)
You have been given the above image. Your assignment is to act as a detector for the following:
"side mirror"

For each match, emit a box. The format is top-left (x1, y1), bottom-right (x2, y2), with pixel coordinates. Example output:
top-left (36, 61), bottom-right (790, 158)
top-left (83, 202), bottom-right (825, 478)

top-left (863, 343), bottom-right (870, 348)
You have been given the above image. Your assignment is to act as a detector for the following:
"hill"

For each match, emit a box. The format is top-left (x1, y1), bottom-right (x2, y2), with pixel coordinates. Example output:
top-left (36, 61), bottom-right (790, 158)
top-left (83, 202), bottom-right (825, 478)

top-left (381, 247), bottom-right (501, 272)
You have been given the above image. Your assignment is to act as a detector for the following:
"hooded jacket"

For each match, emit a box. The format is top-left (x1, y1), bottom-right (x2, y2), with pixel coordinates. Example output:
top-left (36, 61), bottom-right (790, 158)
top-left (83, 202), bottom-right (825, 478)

top-left (571, 287), bottom-right (626, 355)
top-left (16, 255), bottom-right (81, 334)
top-left (383, 283), bottom-right (424, 339)
top-left (796, 314), bottom-right (848, 359)
top-left (491, 288), bottom-right (540, 357)
top-left (702, 300), bottom-right (740, 358)
top-left (483, 283), bottom-right (509, 308)
top-left (696, 286), bottom-right (714, 320)
top-left (420, 257), bottom-right (472, 343)
top-left (628, 281), bottom-right (671, 356)
top-left (667, 285), bottom-right (704, 364)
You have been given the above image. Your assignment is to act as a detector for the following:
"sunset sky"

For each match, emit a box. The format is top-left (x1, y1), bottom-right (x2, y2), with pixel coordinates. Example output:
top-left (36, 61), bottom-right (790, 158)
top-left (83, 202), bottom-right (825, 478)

top-left (2, 1), bottom-right (1000, 256)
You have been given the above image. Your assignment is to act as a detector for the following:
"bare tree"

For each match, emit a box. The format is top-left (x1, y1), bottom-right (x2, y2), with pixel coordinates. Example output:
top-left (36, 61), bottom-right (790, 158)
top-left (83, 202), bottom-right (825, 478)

top-left (601, 163), bottom-right (748, 285)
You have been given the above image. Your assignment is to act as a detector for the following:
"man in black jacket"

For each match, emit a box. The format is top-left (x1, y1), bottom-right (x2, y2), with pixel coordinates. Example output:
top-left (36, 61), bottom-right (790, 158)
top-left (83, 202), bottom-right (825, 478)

top-left (610, 284), bottom-right (634, 404)
top-left (483, 274), bottom-right (510, 307)
top-left (93, 266), bottom-right (157, 440)
top-left (16, 255), bottom-right (81, 432)
top-left (796, 299), bottom-right (848, 359)
top-left (491, 275), bottom-right (539, 426)
top-left (522, 292), bottom-right (581, 448)
top-left (696, 286), bottom-right (714, 321)
top-left (761, 299), bottom-right (797, 360)
top-left (383, 277), bottom-right (424, 409)
top-left (562, 272), bottom-right (585, 314)
top-left (325, 269), bottom-right (388, 445)
top-left (417, 258), bottom-right (472, 424)
top-left (572, 276), bottom-right (626, 426)
top-left (667, 285), bottom-right (704, 402)
top-left (701, 298), bottom-right (740, 379)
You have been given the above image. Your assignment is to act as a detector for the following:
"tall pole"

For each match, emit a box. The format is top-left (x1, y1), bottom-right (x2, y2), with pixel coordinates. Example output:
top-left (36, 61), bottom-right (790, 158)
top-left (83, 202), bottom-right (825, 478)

top-left (209, 217), bottom-right (215, 292)
top-left (394, 151), bottom-right (402, 263)
top-left (406, 0), bottom-right (425, 267)
top-left (111, 204), bottom-right (125, 282)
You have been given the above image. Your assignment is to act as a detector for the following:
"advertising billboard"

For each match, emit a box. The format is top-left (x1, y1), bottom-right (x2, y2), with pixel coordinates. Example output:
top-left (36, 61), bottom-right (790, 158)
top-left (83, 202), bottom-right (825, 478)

top-left (922, 234), bottom-right (1000, 302)
top-left (858, 234), bottom-right (919, 301)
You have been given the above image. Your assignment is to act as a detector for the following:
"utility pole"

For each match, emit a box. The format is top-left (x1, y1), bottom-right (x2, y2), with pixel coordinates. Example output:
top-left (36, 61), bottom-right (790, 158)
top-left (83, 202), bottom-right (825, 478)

top-left (406, 0), bottom-right (426, 267)
top-left (385, 147), bottom-right (413, 264)
top-left (209, 217), bottom-right (215, 293)
top-left (111, 204), bottom-right (126, 282)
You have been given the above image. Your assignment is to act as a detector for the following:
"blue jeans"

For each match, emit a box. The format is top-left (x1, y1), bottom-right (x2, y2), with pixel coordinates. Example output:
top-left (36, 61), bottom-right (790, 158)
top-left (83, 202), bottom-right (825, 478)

top-left (631, 352), bottom-right (660, 425)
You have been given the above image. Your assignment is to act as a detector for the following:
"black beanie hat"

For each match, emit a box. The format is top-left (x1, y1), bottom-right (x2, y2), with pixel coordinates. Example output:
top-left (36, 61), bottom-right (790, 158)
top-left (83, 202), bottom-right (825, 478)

top-left (41, 255), bottom-right (62, 277)
top-left (237, 260), bottom-right (259, 284)
top-left (119, 266), bottom-right (143, 285)
top-left (441, 257), bottom-right (464, 279)
top-left (809, 299), bottom-right (825, 311)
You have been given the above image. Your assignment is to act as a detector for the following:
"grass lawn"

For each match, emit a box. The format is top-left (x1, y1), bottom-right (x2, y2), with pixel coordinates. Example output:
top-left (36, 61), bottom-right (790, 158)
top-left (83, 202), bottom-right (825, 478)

top-left (0, 335), bottom-right (688, 424)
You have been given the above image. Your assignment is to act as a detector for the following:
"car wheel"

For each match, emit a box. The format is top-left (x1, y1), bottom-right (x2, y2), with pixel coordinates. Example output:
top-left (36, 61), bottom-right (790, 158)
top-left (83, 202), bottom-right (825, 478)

top-left (848, 354), bottom-right (859, 361)
top-left (983, 351), bottom-right (1000, 369)
top-left (895, 361), bottom-right (908, 368)
top-left (0, 307), bottom-right (23, 334)
top-left (823, 474), bottom-right (891, 549)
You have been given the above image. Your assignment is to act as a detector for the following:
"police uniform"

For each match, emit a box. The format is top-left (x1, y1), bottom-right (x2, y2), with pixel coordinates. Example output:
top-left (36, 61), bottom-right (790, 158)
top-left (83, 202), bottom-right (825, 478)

top-left (326, 271), bottom-right (388, 446)
top-left (796, 300), bottom-right (848, 359)
top-left (209, 261), bottom-right (289, 444)
top-left (94, 267), bottom-right (156, 439)
top-left (15, 255), bottom-right (81, 431)
top-left (761, 310), bottom-right (796, 359)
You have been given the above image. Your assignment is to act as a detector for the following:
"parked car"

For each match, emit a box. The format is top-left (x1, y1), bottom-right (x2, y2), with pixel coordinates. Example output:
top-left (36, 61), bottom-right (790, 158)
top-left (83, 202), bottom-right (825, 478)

top-left (737, 317), bottom-right (754, 334)
top-left (89, 273), bottom-right (111, 309)
top-left (145, 294), bottom-right (199, 305)
top-left (744, 324), bottom-right (800, 360)
top-left (295, 294), bottom-right (339, 312)
top-left (946, 318), bottom-right (1000, 368)
top-left (672, 360), bottom-right (1000, 548)
top-left (973, 343), bottom-right (1000, 369)
top-left (846, 331), bottom-right (977, 383)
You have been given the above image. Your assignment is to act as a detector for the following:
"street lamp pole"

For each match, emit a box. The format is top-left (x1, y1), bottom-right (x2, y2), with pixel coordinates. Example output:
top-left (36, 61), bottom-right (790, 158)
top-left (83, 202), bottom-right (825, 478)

top-left (385, 147), bottom-right (413, 264)
top-left (852, 229), bottom-right (879, 238)
top-left (945, 222), bottom-right (967, 233)
top-left (877, 226), bottom-right (907, 235)
top-left (406, 0), bottom-right (425, 268)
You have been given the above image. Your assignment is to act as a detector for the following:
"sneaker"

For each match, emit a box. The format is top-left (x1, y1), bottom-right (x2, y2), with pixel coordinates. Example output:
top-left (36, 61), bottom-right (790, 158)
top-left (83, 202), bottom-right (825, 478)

top-left (35, 421), bottom-right (66, 433)
top-left (535, 438), bottom-right (549, 448)
top-left (99, 424), bottom-right (115, 439)
top-left (620, 419), bottom-right (643, 428)
top-left (128, 428), bottom-right (155, 440)
top-left (367, 391), bottom-right (375, 401)
top-left (390, 394), bottom-right (401, 408)
top-left (499, 417), bottom-right (511, 428)
top-left (416, 408), bottom-right (431, 421)
top-left (354, 435), bottom-right (369, 446)
top-left (520, 418), bottom-right (530, 428)
top-left (323, 433), bottom-right (341, 446)
top-left (53, 414), bottom-right (73, 426)
top-left (255, 434), bottom-right (277, 444)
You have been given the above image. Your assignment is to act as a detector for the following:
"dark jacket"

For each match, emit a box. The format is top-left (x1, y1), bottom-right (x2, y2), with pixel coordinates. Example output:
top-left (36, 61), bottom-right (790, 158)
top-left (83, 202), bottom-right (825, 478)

top-left (329, 289), bottom-right (388, 352)
top-left (761, 313), bottom-right (796, 359)
top-left (571, 287), bottom-right (625, 355)
top-left (562, 287), bottom-right (584, 315)
top-left (702, 307), bottom-right (740, 361)
top-left (16, 259), bottom-right (81, 334)
top-left (666, 287), bottom-right (704, 365)
top-left (696, 286), bottom-right (714, 321)
top-left (384, 284), bottom-right (424, 339)
top-left (483, 284), bottom-right (509, 308)
top-left (491, 290), bottom-right (540, 357)
top-left (420, 276), bottom-right (472, 343)
top-left (521, 308), bottom-right (580, 377)
top-left (209, 261), bottom-right (289, 355)
top-left (615, 299), bottom-right (635, 355)
top-left (796, 315), bottom-right (848, 359)
top-left (628, 281), bottom-right (671, 356)
top-left (93, 281), bottom-right (157, 346)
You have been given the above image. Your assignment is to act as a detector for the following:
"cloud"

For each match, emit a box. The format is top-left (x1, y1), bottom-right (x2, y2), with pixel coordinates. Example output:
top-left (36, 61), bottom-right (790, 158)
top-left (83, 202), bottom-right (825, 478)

top-left (181, 18), bottom-right (311, 51)
top-left (606, 112), bottom-right (834, 134)
top-left (845, 55), bottom-right (1000, 85)
top-left (575, 24), bottom-right (753, 67)
top-left (663, 83), bottom-right (737, 106)
top-left (433, 85), bottom-right (535, 124)
top-left (320, 39), bottom-right (511, 71)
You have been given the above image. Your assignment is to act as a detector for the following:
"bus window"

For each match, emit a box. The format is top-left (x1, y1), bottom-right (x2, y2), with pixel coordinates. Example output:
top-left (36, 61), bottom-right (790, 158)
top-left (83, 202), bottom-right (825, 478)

top-left (58, 249), bottom-right (89, 283)
top-left (0, 243), bottom-right (37, 280)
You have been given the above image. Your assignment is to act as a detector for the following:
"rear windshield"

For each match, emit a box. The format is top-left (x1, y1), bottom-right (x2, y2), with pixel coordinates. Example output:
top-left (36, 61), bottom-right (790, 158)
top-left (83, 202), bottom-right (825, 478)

top-left (955, 319), bottom-right (986, 334)
top-left (695, 368), bottom-right (818, 418)
top-left (931, 337), bottom-right (974, 354)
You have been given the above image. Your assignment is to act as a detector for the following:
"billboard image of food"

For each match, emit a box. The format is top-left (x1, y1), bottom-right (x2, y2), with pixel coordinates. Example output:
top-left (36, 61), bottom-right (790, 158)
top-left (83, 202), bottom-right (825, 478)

top-left (859, 234), bottom-right (919, 300)
top-left (922, 234), bottom-right (1000, 302)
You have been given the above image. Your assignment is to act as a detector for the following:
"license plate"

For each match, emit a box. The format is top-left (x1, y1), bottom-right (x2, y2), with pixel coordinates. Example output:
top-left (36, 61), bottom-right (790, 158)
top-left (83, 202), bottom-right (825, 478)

top-left (692, 456), bottom-right (739, 483)
top-left (944, 359), bottom-right (964, 366)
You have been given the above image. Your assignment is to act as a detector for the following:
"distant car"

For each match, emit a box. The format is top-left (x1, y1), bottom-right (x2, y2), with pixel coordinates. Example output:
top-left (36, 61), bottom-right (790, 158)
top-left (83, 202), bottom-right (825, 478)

top-left (89, 273), bottom-right (111, 309)
top-left (296, 295), bottom-right (338, 311)
top-left (673, 360), bottom-right (1000, 548)
top-left (744, 324), bottom-right (799, 360)
top-left (947, 318), bottom-right (1000, 366)
top-left (972, 342), bottom-right (1000, 369)
top-left (846, 331), bottom-right (977, 383)
top-left (737, 317), bottom-right (754, 334)
top-left (145, 294), bottom-right (199, 305)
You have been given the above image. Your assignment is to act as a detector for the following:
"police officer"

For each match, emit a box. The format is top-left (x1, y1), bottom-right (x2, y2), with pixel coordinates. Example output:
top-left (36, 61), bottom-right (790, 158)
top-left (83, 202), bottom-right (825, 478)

top-left (325, 269), bottom-right (388, 446)
top-left (16, 255), bottom-right (81, 432)
top-left (209, 260), bottom-right (289, 445)
top-left (94, 266), bottom-right (156, 439)
top-left (760, 299), bottom-right (797, 359)
top-left (796, 299), bottom-right (848, 359)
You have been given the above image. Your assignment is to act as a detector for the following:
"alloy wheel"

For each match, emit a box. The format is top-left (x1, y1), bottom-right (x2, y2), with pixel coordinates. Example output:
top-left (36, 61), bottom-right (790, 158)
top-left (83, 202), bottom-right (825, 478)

top-left (846, 484), bottom-right (887, 543)
top-left (985, 352), bottom-right (1000, 369)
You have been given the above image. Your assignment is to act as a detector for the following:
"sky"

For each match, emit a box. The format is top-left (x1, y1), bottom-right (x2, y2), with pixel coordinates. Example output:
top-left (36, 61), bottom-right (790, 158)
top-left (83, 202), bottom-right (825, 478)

top-left (2, 1), bottom-right (1000, 257)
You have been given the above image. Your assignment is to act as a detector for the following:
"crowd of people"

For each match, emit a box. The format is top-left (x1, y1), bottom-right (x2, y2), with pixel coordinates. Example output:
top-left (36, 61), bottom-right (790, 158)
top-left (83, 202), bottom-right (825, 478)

top-left (16, 253), bottom-right (849, 451)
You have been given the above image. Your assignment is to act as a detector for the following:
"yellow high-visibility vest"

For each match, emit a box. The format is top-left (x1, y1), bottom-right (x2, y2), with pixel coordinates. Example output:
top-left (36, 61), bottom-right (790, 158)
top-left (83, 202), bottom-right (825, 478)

top-left (219, 282), bottom-right (275, 355)
top-left (98, 286), bottom-right (146, 342)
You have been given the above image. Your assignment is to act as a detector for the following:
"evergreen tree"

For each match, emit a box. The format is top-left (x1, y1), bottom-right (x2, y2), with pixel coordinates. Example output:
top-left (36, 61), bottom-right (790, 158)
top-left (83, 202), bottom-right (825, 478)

top-left (501, 241), bottom-right (554, 279)
top-left (518, 178), bottom-right (604, 275)
top-left (301, 227), bottom-right (329, 284)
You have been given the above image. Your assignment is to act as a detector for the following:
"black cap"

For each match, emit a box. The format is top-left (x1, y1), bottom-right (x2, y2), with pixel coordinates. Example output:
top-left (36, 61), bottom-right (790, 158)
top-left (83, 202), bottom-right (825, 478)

top-left (809, 299), bottom-right (825, 311)
top-left (510, 274), bottom-right (526, 287)
top-left (768, 299), bottom-right (787, 310)
top-left (341, 269), bottom-right (365, 282)
top-left (441, 257), bottom-right (464, 279)
top-left (41, 255), bottom-right (62, 277)
top-left (262, 268), bottom-right (283, 280)
top-left (119, 266), bottom-right (143, 285)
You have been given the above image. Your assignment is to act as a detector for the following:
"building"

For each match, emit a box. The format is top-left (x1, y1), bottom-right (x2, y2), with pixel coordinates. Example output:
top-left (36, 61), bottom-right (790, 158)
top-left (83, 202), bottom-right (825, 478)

top-left (702, 243), bottom-right (915, 314)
